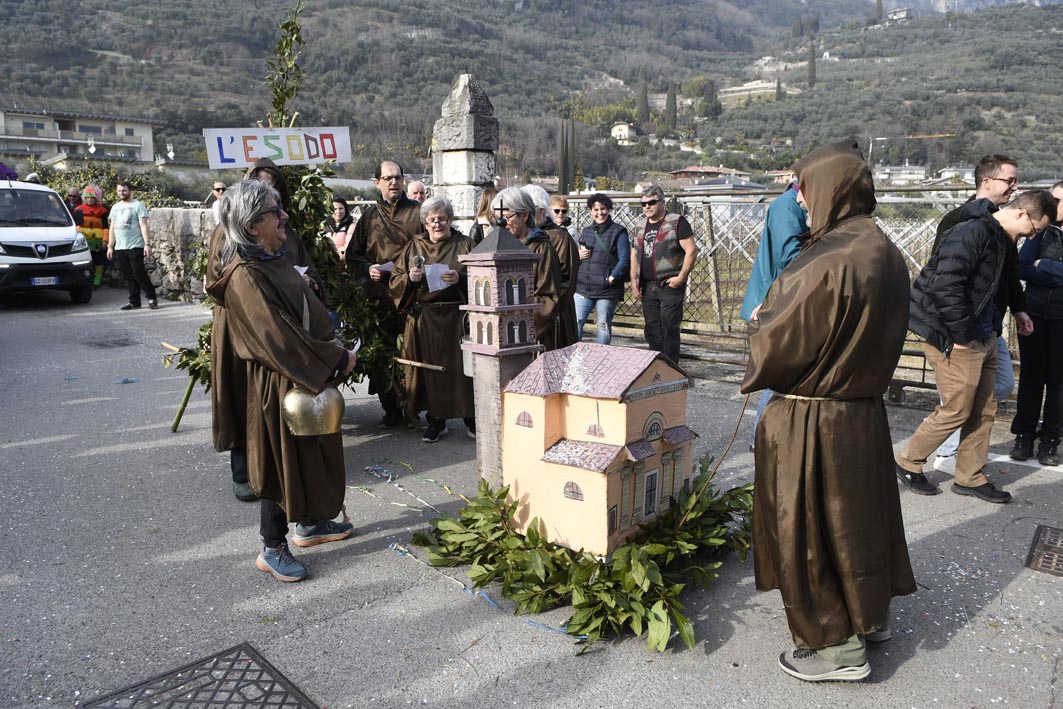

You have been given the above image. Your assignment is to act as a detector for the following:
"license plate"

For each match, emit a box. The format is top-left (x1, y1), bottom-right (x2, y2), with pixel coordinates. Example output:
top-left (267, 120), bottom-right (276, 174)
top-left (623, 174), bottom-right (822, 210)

top-left (31, 276), bottom-right (58, 286)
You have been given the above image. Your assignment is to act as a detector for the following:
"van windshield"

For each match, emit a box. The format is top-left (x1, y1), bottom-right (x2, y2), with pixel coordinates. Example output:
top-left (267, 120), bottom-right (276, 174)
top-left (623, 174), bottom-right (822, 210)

top-left (0, 189), bottom-right (73, 227)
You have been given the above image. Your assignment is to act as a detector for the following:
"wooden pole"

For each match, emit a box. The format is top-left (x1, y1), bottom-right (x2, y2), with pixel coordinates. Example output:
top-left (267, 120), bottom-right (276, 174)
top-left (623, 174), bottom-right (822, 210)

top-left (171, 377), bottom-right (195, 433)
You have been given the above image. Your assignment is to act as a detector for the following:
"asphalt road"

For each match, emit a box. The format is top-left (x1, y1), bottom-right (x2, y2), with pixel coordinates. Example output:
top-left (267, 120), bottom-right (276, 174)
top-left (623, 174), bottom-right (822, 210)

top-left (1, 286), bottom-right (1060, 708)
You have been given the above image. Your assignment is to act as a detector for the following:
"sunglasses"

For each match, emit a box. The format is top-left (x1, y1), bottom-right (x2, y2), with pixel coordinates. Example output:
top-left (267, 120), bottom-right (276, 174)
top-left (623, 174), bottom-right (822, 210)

top-left (640, 199), bottom-right (662, 208)
top-left (553, 208), bottom-right (568, 215)
top-left (213, 186), bottom-right (226, 192)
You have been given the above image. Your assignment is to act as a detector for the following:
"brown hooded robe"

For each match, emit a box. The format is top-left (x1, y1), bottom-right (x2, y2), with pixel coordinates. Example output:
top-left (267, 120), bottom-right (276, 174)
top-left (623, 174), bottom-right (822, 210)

top-left (208, 252), bottom-right (348, 522)
top-left (207, 221), bottom-right (323, 453)
top-left (390, 232), bottom-right (475, 421)
top-left (740, 142), bottom-right (916, 649)
top-left (544, 224), bottom-right (580, 348)
top-left (523, 227), bottom-right (565, 351)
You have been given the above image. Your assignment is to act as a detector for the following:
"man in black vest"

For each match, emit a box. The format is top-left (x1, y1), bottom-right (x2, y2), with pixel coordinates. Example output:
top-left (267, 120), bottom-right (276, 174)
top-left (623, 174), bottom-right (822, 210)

top-left (630, 186), bottom-right (697, 362)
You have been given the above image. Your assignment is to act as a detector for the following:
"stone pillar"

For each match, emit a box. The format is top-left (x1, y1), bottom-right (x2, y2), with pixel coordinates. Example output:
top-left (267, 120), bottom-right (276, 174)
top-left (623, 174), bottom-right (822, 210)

top-left (432, 74), bottom-right (498, 234)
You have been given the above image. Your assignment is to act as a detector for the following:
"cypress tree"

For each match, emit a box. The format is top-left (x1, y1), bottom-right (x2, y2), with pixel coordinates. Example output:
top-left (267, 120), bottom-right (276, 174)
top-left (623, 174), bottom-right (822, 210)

top-left (808, 40), bottom-right (817, 89)
top-left (636, 80), bottom-right (650, 130)
top-left (558, 117), bottom-right (570, 194)
top-left (665, 83), bottom-right (677, 131)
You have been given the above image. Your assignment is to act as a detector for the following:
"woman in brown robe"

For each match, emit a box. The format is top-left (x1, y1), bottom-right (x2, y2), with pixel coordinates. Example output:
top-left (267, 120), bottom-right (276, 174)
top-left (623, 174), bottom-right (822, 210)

top-left (491, 186), bottom-right (564, 350)
top-left (741, 141), bottom-right (916, 681)
top-left (209, 180), bottom-right (359, 583)
top-left (390, 196), bottom-right (476, 442)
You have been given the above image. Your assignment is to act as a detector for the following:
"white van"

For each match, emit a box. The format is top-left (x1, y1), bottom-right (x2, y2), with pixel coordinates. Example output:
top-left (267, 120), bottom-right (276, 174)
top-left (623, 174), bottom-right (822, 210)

top-left (0, 180), bottom-right (94, 303)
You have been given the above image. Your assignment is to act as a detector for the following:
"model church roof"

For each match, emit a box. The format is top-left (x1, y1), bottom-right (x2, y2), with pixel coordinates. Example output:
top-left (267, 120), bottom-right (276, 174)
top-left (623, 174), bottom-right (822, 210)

top-left (505, 343), bottom-right (688, 400)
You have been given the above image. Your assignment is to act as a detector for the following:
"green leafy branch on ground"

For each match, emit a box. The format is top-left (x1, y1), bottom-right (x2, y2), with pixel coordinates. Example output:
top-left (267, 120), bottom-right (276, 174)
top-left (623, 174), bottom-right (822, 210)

top-left (412, 453), bottom-right (753, 652)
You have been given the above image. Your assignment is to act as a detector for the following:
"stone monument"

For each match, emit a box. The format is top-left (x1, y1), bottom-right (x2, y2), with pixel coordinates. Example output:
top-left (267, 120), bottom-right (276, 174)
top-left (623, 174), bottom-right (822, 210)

top-left (431, 74), bottom-right (498, 233)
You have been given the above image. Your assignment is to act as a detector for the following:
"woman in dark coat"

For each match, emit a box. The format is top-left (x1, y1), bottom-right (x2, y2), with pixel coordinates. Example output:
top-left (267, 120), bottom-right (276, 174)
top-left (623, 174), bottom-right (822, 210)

top-left (390, 195), bottom-right (476, 443)
top-left (210, 180), bottom-right (359, 583)
top-left (741, 141), bottom-right (916, 682)
top-left (574, 192), bottom-right (629, 344)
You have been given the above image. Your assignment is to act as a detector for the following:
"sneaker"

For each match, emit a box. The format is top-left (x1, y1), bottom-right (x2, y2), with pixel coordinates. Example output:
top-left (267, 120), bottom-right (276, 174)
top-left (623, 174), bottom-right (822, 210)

top-left (1037, 440), bottom-right (1060, 466)
top-left (256, 543), bottom-right (307, 582)
top-left (120, 303), bottom-right (141, 311)
top-left (895, 463), bottom-right (940, 495)
top-left (1010, 434), bottom-right (1035, 461)
top-left (932, 455), bottom-right (956, 475)
top-left (778, 648), bottom-right (870, 682)
top-left (422, 421), bottom-right (449, 443)
top-left (464, 417), bottom-right (476, 440)
top-left (232, 480), bottom-right (257, 502)
top-left (378, 410), bottom-right (404, 430)
top-left (292, 519), bottom-right (355, 547)
top-left (148, 299), bottom-right (159, 310)
top-left (951, 481), bottom-right (1011, 504)
top-left (862, 626), bottom-right (891, 643)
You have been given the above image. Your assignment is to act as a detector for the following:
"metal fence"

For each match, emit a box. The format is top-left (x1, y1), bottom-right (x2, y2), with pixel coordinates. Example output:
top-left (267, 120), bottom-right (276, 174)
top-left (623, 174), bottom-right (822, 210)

top-left (563, 188), bottom-right (972, 339)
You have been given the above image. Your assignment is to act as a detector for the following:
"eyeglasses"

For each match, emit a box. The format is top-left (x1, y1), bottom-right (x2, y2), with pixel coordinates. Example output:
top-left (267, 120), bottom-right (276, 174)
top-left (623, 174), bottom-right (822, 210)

top-left (257, 206), bottom-right (284, 220)
top-left (640, 199), bottom-right (662, 208)
top-left (988, 176), bottom-right (1018, 187)
top-left (377, 175), bottom-right (403, 182)
top-left (425, 217), bottom-right (450, 225)
top-left (552, 208), bottom-right (568, 215)
top-left (213, 186), bottom-right (226, 193)
top-left (1024, 211), bottom-right (1040, 236)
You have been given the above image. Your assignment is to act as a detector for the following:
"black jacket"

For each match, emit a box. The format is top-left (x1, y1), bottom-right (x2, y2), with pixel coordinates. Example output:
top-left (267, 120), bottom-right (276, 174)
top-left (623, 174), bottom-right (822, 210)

top-left (935, 198), bottom-right (1026, 334)
top-left (910, 198), bottom-right (1010, 353)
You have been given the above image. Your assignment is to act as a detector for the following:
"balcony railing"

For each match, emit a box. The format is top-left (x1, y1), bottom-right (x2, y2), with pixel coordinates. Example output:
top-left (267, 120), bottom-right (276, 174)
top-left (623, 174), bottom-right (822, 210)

top-left (0, 125), bottom-right (143, 146)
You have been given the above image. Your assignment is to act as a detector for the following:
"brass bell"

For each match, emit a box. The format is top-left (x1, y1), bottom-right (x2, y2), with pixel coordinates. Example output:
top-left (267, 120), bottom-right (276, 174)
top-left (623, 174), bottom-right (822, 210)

top-left (281, 385), bottom-right (345, 436)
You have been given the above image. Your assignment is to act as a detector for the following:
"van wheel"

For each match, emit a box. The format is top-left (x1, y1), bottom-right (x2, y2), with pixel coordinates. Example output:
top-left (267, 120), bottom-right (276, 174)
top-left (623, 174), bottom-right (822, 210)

top-left (70, 285), bottom-right (93, 304)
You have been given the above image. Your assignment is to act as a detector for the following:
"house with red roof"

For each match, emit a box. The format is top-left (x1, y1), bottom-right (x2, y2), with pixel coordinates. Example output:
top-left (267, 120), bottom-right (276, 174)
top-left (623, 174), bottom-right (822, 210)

top-left (501, 342), bottom-right (697, 556)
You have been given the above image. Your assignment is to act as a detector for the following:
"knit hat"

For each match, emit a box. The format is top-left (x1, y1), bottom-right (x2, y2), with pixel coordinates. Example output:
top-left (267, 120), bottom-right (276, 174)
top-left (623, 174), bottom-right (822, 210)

top-left (82, 185), bottom-right (103, 202)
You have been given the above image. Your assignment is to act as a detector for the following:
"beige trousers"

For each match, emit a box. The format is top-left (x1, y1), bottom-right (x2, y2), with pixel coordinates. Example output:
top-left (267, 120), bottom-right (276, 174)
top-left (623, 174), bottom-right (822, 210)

top-left (897, 338), bottom-right (997, 487)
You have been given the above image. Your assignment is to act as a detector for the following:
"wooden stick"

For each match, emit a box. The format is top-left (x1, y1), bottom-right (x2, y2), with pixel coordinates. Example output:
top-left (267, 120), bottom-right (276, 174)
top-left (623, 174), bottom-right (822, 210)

top-left (161, 342), bottom-right (180, 353)
top-left (171, 378), bottom-right (196, 433)
top-left (396, 357), bottom-right (445, 372)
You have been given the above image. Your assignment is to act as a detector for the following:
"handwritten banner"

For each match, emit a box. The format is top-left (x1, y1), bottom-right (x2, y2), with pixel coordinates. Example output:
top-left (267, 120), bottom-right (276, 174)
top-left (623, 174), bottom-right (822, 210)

top-left (202, 127), bottom-right (352, 170)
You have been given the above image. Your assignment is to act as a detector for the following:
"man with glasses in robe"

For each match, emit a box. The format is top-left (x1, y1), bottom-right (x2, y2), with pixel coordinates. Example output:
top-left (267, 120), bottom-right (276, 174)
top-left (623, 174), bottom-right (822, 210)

top-left (345, 160), bottom-right (421, 429)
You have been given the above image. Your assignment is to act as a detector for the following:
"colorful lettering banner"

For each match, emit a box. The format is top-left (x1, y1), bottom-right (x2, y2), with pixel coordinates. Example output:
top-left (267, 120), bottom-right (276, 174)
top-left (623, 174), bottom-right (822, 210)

top-left (202, 127), bottom-right (352, 170)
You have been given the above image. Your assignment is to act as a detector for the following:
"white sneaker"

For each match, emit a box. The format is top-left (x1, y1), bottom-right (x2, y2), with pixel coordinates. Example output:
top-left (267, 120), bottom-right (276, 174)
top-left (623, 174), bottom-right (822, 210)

top-left (933, 455), bottom-right (956, 475)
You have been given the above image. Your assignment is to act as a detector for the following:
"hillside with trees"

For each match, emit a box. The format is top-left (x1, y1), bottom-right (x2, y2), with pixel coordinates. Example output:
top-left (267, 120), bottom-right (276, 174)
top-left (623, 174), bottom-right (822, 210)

top-left (1, 0), bottom-right (1062, 184)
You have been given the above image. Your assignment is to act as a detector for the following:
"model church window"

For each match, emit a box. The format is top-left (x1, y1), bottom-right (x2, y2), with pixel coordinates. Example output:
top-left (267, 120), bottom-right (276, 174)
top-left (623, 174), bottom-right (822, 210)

top-left (474, 278), bottom-right (482, 305)
top-left (516, 411), bottom-right (533, 427)
top-left (587, 423), bottom-right (605, 437)
top-left (643, 470), bottom-right (658, 516)
top-left (644, 412), bottom-right (665, 441)
top-left (563, 481), bottom-right (584, 501)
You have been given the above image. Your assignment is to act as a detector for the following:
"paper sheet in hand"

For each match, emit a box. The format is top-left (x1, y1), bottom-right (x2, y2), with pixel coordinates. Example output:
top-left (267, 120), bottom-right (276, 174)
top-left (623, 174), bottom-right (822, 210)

top-left (372, 261), bottom-right (395, 272)
top-left (425, 264), bottom-right (450, 292)
top-left (293, 265), bottom-right (308, 276)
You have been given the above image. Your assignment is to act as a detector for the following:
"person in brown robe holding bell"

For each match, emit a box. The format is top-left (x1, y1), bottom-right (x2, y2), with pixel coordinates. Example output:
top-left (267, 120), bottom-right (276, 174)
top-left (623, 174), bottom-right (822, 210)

top-left (210, 180), bottom-right (359, 583)
top-left (491, 186), bottom-right (564, 351)
top-left (741, 141), bottom-right (916, 682)
top-left (207, 163), bottom-right (327, 503)
top-left (390, 195), bottom-right (476, 443)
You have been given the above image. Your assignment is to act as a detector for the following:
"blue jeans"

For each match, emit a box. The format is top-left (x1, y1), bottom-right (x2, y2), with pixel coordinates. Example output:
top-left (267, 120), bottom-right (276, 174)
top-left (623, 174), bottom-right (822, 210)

top-left (574, 293), bottom-right (618, 345)
top-left (936, 335), bottom-right (1014, 457)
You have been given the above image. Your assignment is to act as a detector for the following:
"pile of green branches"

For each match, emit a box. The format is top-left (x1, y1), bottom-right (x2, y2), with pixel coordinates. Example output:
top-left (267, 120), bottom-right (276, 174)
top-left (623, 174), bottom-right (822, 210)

top-left (412, 453), bottom-right (753, 652)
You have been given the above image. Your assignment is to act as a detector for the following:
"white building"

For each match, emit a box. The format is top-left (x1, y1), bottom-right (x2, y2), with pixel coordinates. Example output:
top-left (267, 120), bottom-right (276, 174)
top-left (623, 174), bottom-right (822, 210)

top-left (0, 99), bottom-right (162, 164)
top-left (610, 122), bottom-right (636, 146)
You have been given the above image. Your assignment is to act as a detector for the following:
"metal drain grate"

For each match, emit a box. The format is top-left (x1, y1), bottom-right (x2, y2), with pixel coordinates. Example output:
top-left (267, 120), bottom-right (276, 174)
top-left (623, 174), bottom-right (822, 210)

top-left (87, 338), bottom-right (139, 348)
top-left (82, 643), bottom-right (319, 708)
top-left (1025, 525), bottom-right (1063, 578)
